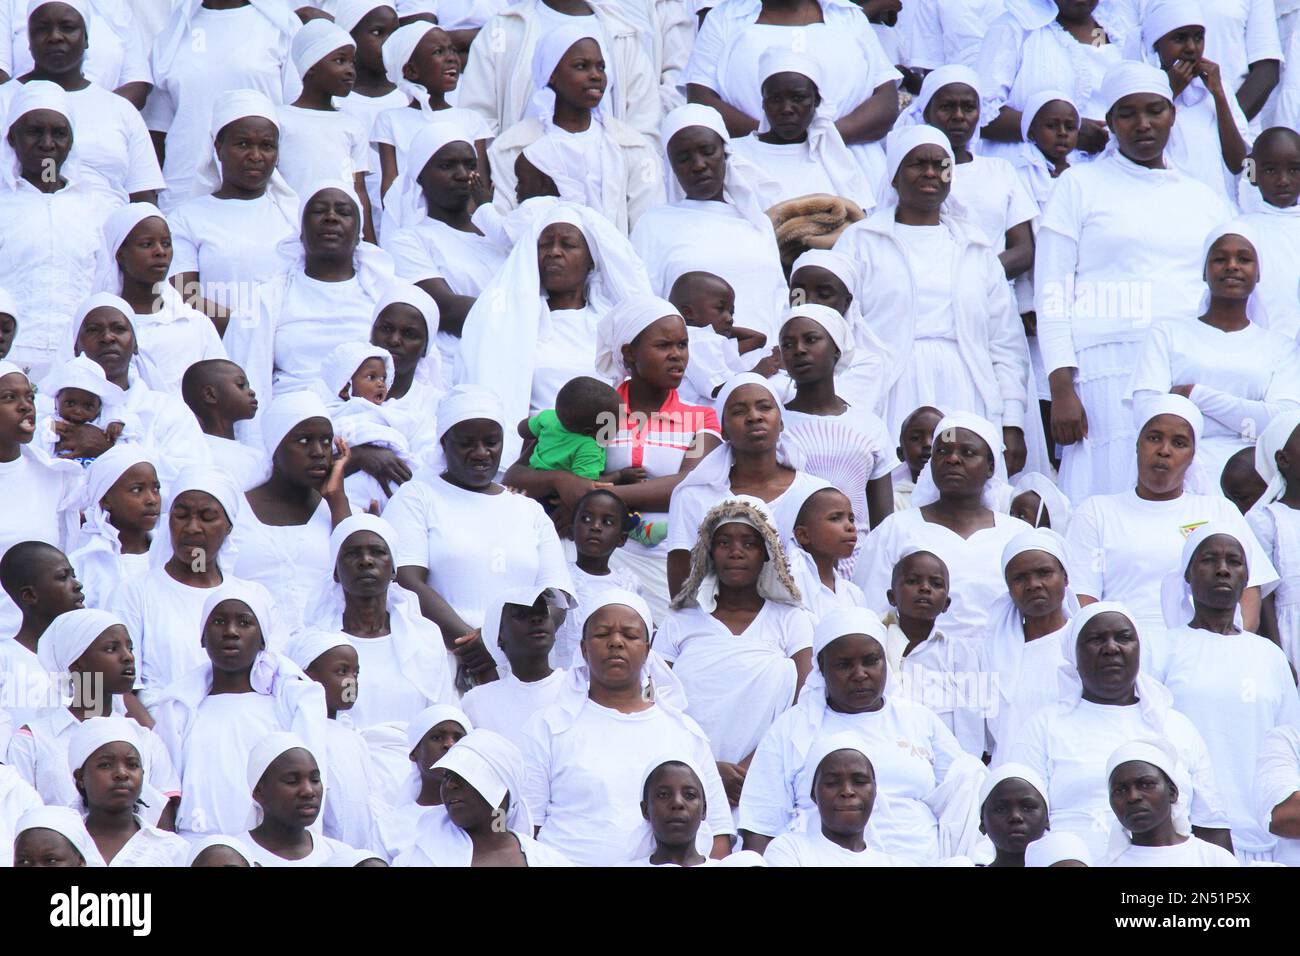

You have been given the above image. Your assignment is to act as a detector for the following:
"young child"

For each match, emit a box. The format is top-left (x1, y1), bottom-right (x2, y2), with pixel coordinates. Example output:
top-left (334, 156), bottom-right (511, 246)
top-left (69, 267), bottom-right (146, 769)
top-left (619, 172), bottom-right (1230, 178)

top-left (883, 548), bottom-right (985, 758)
top-left (668, 270), bottom-right (772, 404)
top-left (181, 358), bottom-right (266, 491)
top-left (788, 483), bottom-right (866, 620)
top-left (891, 405), bottom-right (942, 512)
top-left (1248, 413), bottom-right (1300, 669)
top-left (37, 355), bottom-right (135, 465)
top-left (1221, 446), bottom-right (1267, 515)
top-left (1008, 472), bottom-right (1073, 534)
top-left (626, 756), bottom-right (715, 867)
top-left (1242, 128), bottom-right (1300, 341)
top-left (377, 703), bottom-right (471, 862)
top-left (280, 19), bottom-right (375, 241)
top-left (461, 586), bottom-right (571, 747)
top-left (67, 446), bottom-right (161, 609)
top-left (551, 490), bottom-right (641, 667)
top-left (0, 293), bottom-right (17, 362)
top-left (519, 375), bottom-right (623, 482)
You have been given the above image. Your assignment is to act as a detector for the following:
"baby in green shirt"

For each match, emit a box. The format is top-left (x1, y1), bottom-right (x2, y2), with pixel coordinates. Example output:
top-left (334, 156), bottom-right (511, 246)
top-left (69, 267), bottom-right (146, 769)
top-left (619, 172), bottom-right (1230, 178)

top-left (518, 376), bottom-right (623, 479)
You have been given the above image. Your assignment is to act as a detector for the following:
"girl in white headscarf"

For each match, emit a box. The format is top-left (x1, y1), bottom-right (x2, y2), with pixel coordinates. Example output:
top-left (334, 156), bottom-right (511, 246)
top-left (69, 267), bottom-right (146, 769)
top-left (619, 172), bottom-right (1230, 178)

top-left (12, 805), bottom-right (100, 866)
top-left (659, 496), bottom-right (814, 789)
top-left (1149, 524), bottom-right (1299, 863)
top-left (94, 202), bottom-right (227, 396)
top-left (0, 81), bottom-right (114, 382)
top-left (165, 90), bottom-right (299, 330)
top-left (1008, 470), bottom-right (1073, 534)
top-left (240, 733), bottom-right (356, 866)
top-left (398, 728), bottom-right (572, 866)
top-left (1128, 221), bottom-right (1300, 484)
top-left (66, 444), bottom-right (159, 608)
top-left (1004, 601), bottom-right (1231, 861)
top-left (621, 752), bottom-right (718, 867)
top-left (1105, 739), bottom-right (1238, 867)
top-left (145, 0), bottom-right (299, 205)
top-left (738, 607), bottom-right (986, 864)
top-left (632, 104), bottom-right (788, 345)
top-left (376, 702), bottom-right (471, 860)
top-left (1247, 408), bottom-right (1300, 664)
top-left (151, 582), bottom-right (329, 836)
top-left (834, 126), bottom-right (1031, 471)
top-left (1065, 394), bottom-right (1276, 632)
top-left (457, 201), bottom-right (651, 465)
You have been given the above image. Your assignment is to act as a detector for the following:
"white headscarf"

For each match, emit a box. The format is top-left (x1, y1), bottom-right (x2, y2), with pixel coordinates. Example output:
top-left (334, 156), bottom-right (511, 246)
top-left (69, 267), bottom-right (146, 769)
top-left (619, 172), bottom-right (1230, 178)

top-left (804, 605), bottom-right (888, 695)
top-left (1158, 521), bottom-right (1247, 628)
top-left (1130, 392), bottom-right (1210, 495)
top-left (14, 806), bottom-right (101, 866)
top-left (479, 584), bottom-right (572, 666)
top-left (335, 0), bottom-right (394, 34)
top-left (154, 0), bottom-right (298, 79)
top-left (1010, 471), bottom-right (1073, 534)
top-left (66, 714), bottom-right (141, 775)
top-left (381, 120), bottom-right (476, 236)
top-left (246, 732), bottom-right (319, 828)
top-left (903, 63), bottom-right (982, 149)
top-left (594, 294), bottom-right (680, 384)
top-left (1197, 220), bottom-right (1268, 325)
top-left (275, 178), bottom-right (395, 298)
top-left (319, 341), bottom-right (394, 401)
top-left (1250, 409), bottom-right (1300, 511)
top-left (881, 124), bottom-right (962, 215)
top-left (528, 20), bottom-right (611, 123)
top-left (71, 442), bottom-right (156, 559)
top-left (184, 833), bottom-right (254, 866)
top-left (1140, 1), bottom-right (1205, 61)
top-left (1018, 88), bottom-right (1079, 143)
top-left (1104, 737), bottom-right (1193, 863)
top-left (403, 703), bottom-right (472, 803)
top-left (382, 22), bottom-right (441, 115)
top-left (626, 752), bottom-right (715, 861)
top-left (1101, 60), bottom-right (1174, 115)
top-left (779, 303), bottom-right (854, 374)
top-left (369, 281), bottom-right (442, 398)
top-left (434, 383), bottom-right (508, 446)
top-left (39, 353), bottom-right (126, 413)
top-left (190, 89), bottom-right (298, 230)
top-left (660, 103), bottom-right (776, 231)
top-left (92, 202), bottom-right (169, 295)
top-left (2, 80), bottom-right (78, 188)
top-left (259, 390), bottom-right (332, 458)
top-left (1058, 601), bottom-right (1172, 729)
top-left (1024, 830), bottom-right (1092, 867)
top-left (912, 411), bottom-right (1011, 509)
top-left (291, 18), bottom-right (353, 78)
top-left (977, 761), bottom-right (1048, 813)
top-left (37, 607), bottom-right (123, 677)
top-left (284, 629), bottom-right (352, 673)
top-left (147, 465), bottom-right (241, 571)
top-left (800, 731), bottom-right (885, 836)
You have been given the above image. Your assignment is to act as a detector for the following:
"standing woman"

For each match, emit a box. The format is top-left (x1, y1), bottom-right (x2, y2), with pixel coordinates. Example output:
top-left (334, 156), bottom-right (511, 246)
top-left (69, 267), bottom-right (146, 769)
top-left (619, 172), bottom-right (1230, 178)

top-left (632, 104), bottom-right (787, 345)
top-left (166, 90), bottom-right (299, 333)
top-left (6, 0), bottom-right (151, 105)
top-left (94, 202), bottom-right (227, 397)
top-left (0, 0), bottom-right (164, 206)
top-left (1065, 395), bottom-right (1276, 633)
top-left (1128, 222), bottom-right (1300, 485)
top-left (145, 0), bottom-right (299, 206)
top-left (834, 125), bottom-right (1030, 473)
top-left (1034, 61), bottom-right (1232, 502)
top-left (684, 0), bottom-right (900, 183)
top-left (0, 81), bottom-right (113, 382)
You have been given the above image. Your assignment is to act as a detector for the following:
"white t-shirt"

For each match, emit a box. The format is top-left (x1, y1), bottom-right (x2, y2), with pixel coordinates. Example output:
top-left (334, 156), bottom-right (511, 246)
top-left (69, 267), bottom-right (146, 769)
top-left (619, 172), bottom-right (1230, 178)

top-left (764, 827), bottom-right (916, 867)
top-left (986, 624), bottom-right (1067, 761)
top-left (460, 669), bottom-right (568, 750)
top-left (131, 299), bottom-right (228, 398)
top-left (529, 306), bottom-right (601, 416)
top-left (176, 692), bottom-right (279, 835)
top-left (1109, 835), bottom-right (1240, 867)
top-left (240, 830), bottom-right (354, 867)
top-left (103, 819), bottom-right (189, 867)
top-left (0, 450), bottom-right (83, 636)
top-left (115, 568), bottom-right (232, 698)
top-left (272, 274), bottom-right (378, 395)
top-left (7, 0), bottom-right (150, 89)
top-left (730, 135), bottom-right (835, 208)
top-left (1238, 205), bottom-right (1300, 340)
top-left (950, 155), bottom-right (1037, 254)
top-left (0, 638), bottom-right (53, 733)
top-left (275, 104), bottom-right (372, 198)
top-left (893, 222), bottom-right (959, 340)
top-left (229, 498), bottom-right (334, 633)
top-left (552, 565), bottom-right (641, 668)
top-left (337, 87), bottom-right (409, 218)
top-left (666, 470), bottom-right (829, 555)
top-left (346, 633), bottom-right (430, 728)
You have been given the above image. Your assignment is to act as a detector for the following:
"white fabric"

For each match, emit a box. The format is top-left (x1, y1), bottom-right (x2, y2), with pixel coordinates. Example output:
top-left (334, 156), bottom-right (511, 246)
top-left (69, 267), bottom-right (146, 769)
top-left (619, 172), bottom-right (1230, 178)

top-left (764, 826), bottom-right (915, 867)
top-left (460, 669), bottom-right (568, 751)
top-left (1109, 835), bottom-right (1240, 866)
top-left (1254, 724), bottom-right (1300, 866)
top-left (276, 105), bottom-right (371, 200)
top-left (240, 830), bottom-right (353, 866)
top-left (883, 618), bottom-right (988, 758)
top-left (1238, 203), bottom-right (1300, 339)
top-left (229, 498), bottom-right (334, 634)
top-left (1246, 501), bottom-right (1300, 671)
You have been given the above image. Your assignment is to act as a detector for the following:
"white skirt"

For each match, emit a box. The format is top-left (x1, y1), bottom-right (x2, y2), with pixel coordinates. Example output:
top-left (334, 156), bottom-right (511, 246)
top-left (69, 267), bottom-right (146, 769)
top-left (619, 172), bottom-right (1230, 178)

top-left (1056, 340), bottom-right (1140, 503)
top-left (883, 337), bottom-right (993, 439)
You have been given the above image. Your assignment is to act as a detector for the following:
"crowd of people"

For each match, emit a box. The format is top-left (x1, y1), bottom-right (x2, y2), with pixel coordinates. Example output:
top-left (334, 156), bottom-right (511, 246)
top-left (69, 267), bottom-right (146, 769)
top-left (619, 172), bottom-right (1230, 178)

top-left (2, 0), bottom-right (1300, 869)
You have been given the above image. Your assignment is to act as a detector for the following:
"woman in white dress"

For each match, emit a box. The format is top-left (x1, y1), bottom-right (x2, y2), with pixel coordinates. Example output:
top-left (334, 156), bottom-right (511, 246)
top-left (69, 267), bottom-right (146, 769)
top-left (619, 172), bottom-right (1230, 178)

top-left (1004, 601), bottom-right (1232, 861)
top-left (834, 125), bottom-right (1030, 472)
top-left (240, 733), bottom-right (355, 866)
top-left (1248, 409), bottom-right (1300, 666)
top-left (8, 0), bottom-right (151, 106)
top-left (622, 754), bottom-right (719, 867)
top-left (1065, 394), bottom-right (1276, 632)
top-left (1128, 222), bottom-right (1300, 484)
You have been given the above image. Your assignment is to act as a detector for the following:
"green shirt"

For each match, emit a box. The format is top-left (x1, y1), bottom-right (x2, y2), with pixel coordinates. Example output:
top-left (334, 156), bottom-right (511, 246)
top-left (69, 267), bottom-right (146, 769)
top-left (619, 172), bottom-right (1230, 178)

top-left (527, 409), bottom-right (606, 479)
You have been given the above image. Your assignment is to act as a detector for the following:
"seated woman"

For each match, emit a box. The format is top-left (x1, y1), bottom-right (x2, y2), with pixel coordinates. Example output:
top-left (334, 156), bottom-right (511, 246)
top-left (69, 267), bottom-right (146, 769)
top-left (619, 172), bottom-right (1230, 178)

top-left (1128, 223), bottom-right (1300, 485)
top-left (367, 283), bottom-right (444, 465)
top-left (854, 413), bottom-right (1031, 645)
top-left (488, 25), bottom-right (663, 234)
top-left (658, 497), bottom-right (814, 804)
top-left (764, 733), bottom-right (913, 867)
top-left (632, 104), bottom-right (787, 345)
top-left (230, 393), bottom-right (354, 632)
top-left (728, 49), bottom-right (875, 212)
top-left (241, 733), bottom-right (355, 866)
top-left (151, 582), bottom-right (328, 836)
top-left (973, 764), bottom-right (1049, 868)
top-left (1005, 601), bottom-right (1232, 861)
top-left (1065, 395), bottom-right (1276, 632)
top-left (985, 528), bottom-right (1075, 760)
top-left (0, 81), bottom-right (114, 381)
top-left (1106, 739), bottom-right (1239, 867)
top-left (739, 607), bottom-right (985, 864)
top-left (68, 715), bottom-right (188, 866)
top-left (519, 590), bottom-right (735, 867)
top-left (458, 202), bottom-right (650, 466)
top-left (93, 203), bottom-right (226, 397)
top-left (67, 445), bottom-right (160, 609)
top-left (303, 513), bottom-right (454, 729)
top-left (378, 703), bottom-right (472, 861)
top-left (1148, 524), bottom-right (1300, 864)
top-left (624, 755), bottom-right (718, 867)
top-left (166, 90), bottom-right (298, 332)
top-left (398, 728), bottom-right (572, 866)
top-left (12, 806), bottom-right (98, 868)
top-left (834, 126), bottom-right (1029, 472)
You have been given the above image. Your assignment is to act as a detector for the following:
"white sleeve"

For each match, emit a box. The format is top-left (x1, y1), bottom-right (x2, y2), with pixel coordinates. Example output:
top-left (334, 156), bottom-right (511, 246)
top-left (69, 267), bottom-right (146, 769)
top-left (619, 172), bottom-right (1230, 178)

top-left (760, 832), bottom-right (803, 866)
top-left (1222, 506), bottom-right (1280, 592)
top-left (1255, 726), bottom-right (1300, 834)
top-left (349, 120), bottom-right (372, 175)
top-left (518, 714), bottom-right (553, 831)
top-left (1245, 506), bottom-right (1277, 565)
top-left (1033, 228), bottom-right (1082, 374)
top-left (1176, 716), bottom-right (1231, 830)
top-left (925, 708), bottom-right (969, 786)
top-left (682, 6), bottom-right (727, 91)
top-left (1000, 708), bottom-right (1050, 777)
top-left (457, 18), bottom-right (505, 135)
top-left (691, 732), bottom-right (737, 838)
top-left (1063, 499), bottom-right (1104, 599)
top-left (782, 607), bottom-right (815, 656)
top-left (655, 0), bottom-right (693, 110)
top-left (145, 730), bottom-right (182, 798)
top-left (975, 16), bottom-right (1026, 117)
top-left (1244, 0), bottom-right (1284, 67)
top-left (851, 514), bottom-right (900, 617)
top-left (665, 484), bottom-right (705, 553)
top-left (381, 481), bottom-right (433, 569)
top-left (903, 0), bottom-right (944, 71)
top-left (383, 229), bottom-right (439, 284)
top-left (985, 250), bottom-right (1028, 429)
top-left (1126, 323), bottom-right (1174, 397)
top-left (1004, 166), bottom-right (1039, 229)
top-left (4, 727), bottom-right (36, 787)
top-left (653, 611), bottom-right (684, 663)
top-left (530, 503), bottom-right (575, 599)
top-left (167, 208), bottom-right (201, 275)
top-left (736, 721), bottom-right (797, 837)
top-left (115, 20), bottom-right (153, 87)
top-left (142, 81), bottom-right (176, 134)
top-left (120, 104), bottom-right (168, 194)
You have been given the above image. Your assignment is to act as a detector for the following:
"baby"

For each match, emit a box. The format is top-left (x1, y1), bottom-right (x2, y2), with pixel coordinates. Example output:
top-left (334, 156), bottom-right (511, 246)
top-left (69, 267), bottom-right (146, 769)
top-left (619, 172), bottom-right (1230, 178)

top-left (519, 375), bottom-right (625, 482)
top-left (668, 270), bottom-right (774, 404)
top-left (37, 354), bottom-right (136, 464)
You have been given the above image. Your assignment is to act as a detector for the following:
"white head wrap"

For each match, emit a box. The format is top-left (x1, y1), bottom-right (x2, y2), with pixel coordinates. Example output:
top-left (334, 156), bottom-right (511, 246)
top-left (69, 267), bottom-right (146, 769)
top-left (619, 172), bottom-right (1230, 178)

top-left (1131, 392), bottom-right (1210, 494)
top-left (37, 607), bottom-right (123, 675)
top-left (382, 22), bottom-right (447, 115)
top-left (276, 179), bottom-right (395, 299)
top-left (660, 103), bottom-right (777, 231)
top-left (805, 605), bottom-right (888, 696)
top-left (528, 21), bottom-right (610, 122)
top-left (148, 465), bottom-right (241, 571)
top-left (246, 732), bottom-right (319, 828)
top-left (73, 442), bottom-right (157, 558)
top-left (1197, 220), bottom-right (1267, 325)
top-left (370, 281), bottom-right (442, 392)
top-left (403, 703), bottom-right (472, 802)
top-left (434, 383), bottom-right (507, 445)
top-left (335, 0), bottom-right (394, 34)
top-left (1019, 88), bottom-right (1078, 143)
top-left (3, 80), bottom-right (77, 188)
top-left (190, 89), bottom-right (298, 230)
top-left (1010, 471), bottom-right (1073, 535)
top-left (1104, 737), bottom-right (1193, 863)
top-left (977, 761), bottom-right (1048, 813)
top-left (291, 18), bottom-right (354, 78)
top-left (626, 752), bottom-right (715, 861)
top-left (780, 302), bottom-right (854, 374)
top-left (432, 728), bottom-right (531, 831)
top-left (184, 833), bottom-right (254, 866)
top-left (480, 584), bottom-right (571, 664)
top-left (319, 340), bottom-right (394, 400)
top-left (92, 202), bottom-right (168, 295)
top-left (260, 390), bottom-right (332, 458)
top-left (39, 352), bottom-right (125, 412)
top-left (285, 629), bottom-right (352, 672)
top-left (1058, 601), bottom-right (1172, 729)
top-left (381, 120), bottom-right (476, 235)
top-left (1024, 830), bottom-right (1092, 867)
top-left (14, 806), bottom-right (100, 865)
top-left (881, 124), bottom-right (963, 215)
top-left (1158, 521), bottom-right (1247, 628)
top-left (1101, 60), bottom-right (1174, 115)
top-left (800, 731), bottom-right (884, 842)
top-left (66, 714), bottom-right (140, 775)
top-left (1250, 409), bottom-right (1300, 511)
top-left (594, 294), bottom-right (681, 384)
top-left (912, 411), bottom-right (1010, 509)
top-left (903, 63), bottom-right (982, 148)
top-left (1141, 0), bottom-right (1205, 57)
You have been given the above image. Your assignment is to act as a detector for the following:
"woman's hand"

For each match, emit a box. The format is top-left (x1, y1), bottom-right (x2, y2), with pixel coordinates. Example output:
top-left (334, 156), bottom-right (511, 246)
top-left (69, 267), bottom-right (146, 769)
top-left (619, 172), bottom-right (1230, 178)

top-left (1197, 57), bottom-right (1225, 97)
top-left (453, 629), bottom-right (500, 683)
top-left (1168, 58), bottom-right (1197, 98)
top-left (717, 761), bottom-right (747, 808)
top-left (348, 444), bottom-right (413, 498)
top-left (1002, 426), bottom-right (1027, 476)
top-left (52, 421), bottom-right (112, 459)
top-left (323, 437), bottom-right (351, 499)
top-left (1170, 384), bottom-right (1195, 398)
top-left (1049, 382), bottom-right (1089, 446)
top-left (1077, 118), bottom-right (1109, 154)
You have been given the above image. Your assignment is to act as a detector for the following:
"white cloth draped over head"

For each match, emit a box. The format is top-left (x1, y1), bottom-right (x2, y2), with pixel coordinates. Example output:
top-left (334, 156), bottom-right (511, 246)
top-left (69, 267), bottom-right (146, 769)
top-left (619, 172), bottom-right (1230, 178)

top-left (39, 353), bottom-right (126, 410)
top-left (275, 179), bottom-right (393, 297)
top-left (320, 341), bottom-right (394, 399)
top-left (1058, 601), bottom-right (1173, 727)
top-left (0, 286), bottom-right (18, 320)
top-left (912, 411), bottom-right (1010, 509)
top-left (1010, 471), bottom-right (1073, 534)
top-left (291, 18), bottom-right (354, 78)
top-left (671, 494), bottom-right (801, 611)
top-left (2, 80), bottom-right (77, 188)
top-left (1130, 392), bottom-right (1211, 494)
top-left (27, 0), bottom-right (90, 24)
top-left (805, 605), bottom-right (888, 695)
top-left (36, 607), bottom-right (123, 676)
top-left (1100, 60), bottom-right (1174, 115)
top-left (65, 714), bottom-right (141, 774)
top-left (434, 383), bottom-right (508, 446)
top-left (260, 390), bottom-right (332, 458)
top-left (528, 20), bottom-right (611, 123)
top-left (1104, 737), bottom-right (1193, 863)
top-left (184, 833), bottom-right (254, 866)
top-left (93, 202), bottom-right (170, 295)
top-left (520, 135), bottom-right (587, 202)
top-left (594, 294), bottom-right (680, 384)
top-left (66, 292), bottom-right (167, 388)
top-left (659, 103), bottom-right (776, 231)
top-left (191, 89), bottom-right (298, 230)
top-left (626, 752), bottom-right (715, 861)
top-left (1198, 220), bottom-right (1267, 324)
top-left (246, 731), bottom-right (317, 827)
top-left (881, 124), bottom-right (959, 214)
top-left (977, 760), bottom-right (1048, 812)
top-left (284, 629), bottom-right (351, 672)
top-left (903, 63), bottom-right (982, 148)
top-left (14, 806), bottom-right (101, 866)
top-left (679, 371), bottom-right (805, 488)
top-left (1018, 88), bottom-right (1078, 143)
top-left (1250, 409), bottom-right (1300, 512)
top-left (456, 202), bottom-right (651, 464)
top-left (1024, 830), bottom-right (1092, 867)
top-left (335, 0), bottom-right (395, 35)
top-left (480, 584), bottom-right (571, 662)
top-left (382, 22), bottom-right (440, 115)
top-left (148, 464), bottom-right (241, 570)
top-left (1140, 0), bottom-right (1205, 57)
top-left (402, 703), bottom-right (472, 802)
top-left (74, 443), bottom-right (156, 559)
top-left (801, 731), bottom-right (882, 797)
top-left (382, 121), bottom-right (475, 235)
top-left (780, 303), bottom-right (854, 374)
top-left (754, 48), bottom-right (874, 208)
top-left (155, 0), bottom-right (299, 78)
top-left (1158, 521), bottom-right (1247, 628)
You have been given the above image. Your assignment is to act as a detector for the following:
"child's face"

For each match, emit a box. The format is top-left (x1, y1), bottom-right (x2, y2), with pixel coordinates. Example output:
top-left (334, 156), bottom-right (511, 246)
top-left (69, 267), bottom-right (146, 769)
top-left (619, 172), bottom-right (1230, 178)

top-left (888, 552), bottom-right (950, 622)
top-left (57, 387), bottom-right (101, 425)
top-left (0, 312), bottom-right (15, 359)
top-left (409, 27), bottom-right (461, 95)
top-left (102, 461), bottom-right (162, 534)
top-left (794, 489), bottom-right (857, 562)
top-left (498, 598), bottom-right (556, 662)
top-left (899, 409), bottom-right (942, 480)
top-left (351, 5), bottom-right (397, 74)
top-left (677, 278), bottom-right (735, 334)
top-left (1027, 100), bottom-right (1079, 165)
top-left (412, 720), bottom-right (465, 784)
top-left (1009, 490), bottom-right (1048, 528)
top-left (573, 495), bottom-right (628, 558)
top-left (1253, 136), bottom-right (1300, 209)
top-left (306, 44), bottom-right (357, 98)
top-left (347, 358), bottom-right (388, 404)
top-left (710, 521), bottom-right (767, 589)
top-left (213, 364), bottom-right (258, 421)
top-left (1154, 24), bottom-right (1204, 72)
top-left (305, 645), bottom-right (360, 714)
